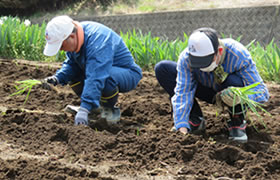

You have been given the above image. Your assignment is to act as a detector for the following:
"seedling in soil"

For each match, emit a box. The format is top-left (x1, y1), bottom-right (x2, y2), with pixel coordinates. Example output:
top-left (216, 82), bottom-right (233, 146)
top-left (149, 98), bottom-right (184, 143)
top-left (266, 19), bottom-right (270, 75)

top-left (136, 127), bottom-right (140, 136)
top-left (12, 60), bottom-right (19, 67)
top-left (10, 79), bottom-right (42, 105)
top-left (208, 137), bottom-right (216, 145)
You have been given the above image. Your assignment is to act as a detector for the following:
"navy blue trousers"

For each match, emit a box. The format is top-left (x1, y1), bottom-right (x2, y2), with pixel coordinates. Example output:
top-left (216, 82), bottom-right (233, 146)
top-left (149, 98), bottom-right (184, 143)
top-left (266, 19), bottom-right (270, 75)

top-left (154, 60), bottom-right (245, 116)
top-left (70, 66), bottom-right (142, 107)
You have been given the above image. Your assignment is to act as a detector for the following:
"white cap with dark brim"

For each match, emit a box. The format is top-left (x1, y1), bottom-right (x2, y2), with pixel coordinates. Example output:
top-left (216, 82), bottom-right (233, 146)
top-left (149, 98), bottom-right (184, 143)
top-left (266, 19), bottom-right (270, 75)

top-left (188, 30), bottom-right (218, 68)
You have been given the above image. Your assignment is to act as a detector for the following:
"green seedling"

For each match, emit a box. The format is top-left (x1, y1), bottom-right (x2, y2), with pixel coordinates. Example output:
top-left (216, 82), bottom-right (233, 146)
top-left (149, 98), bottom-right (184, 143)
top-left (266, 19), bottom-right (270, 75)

top-left (10, 79), bottom-right (42, 105)
top-left (12, 60), bottom-right (19, 66)
top-left (229, 82), bottom-right (271, 129)
top-left (208, 137), bottom-right (216, 145)
top-left (136, 127), bottom-right (140, 136)
top-left (215, 111), bottom-right (219, 117)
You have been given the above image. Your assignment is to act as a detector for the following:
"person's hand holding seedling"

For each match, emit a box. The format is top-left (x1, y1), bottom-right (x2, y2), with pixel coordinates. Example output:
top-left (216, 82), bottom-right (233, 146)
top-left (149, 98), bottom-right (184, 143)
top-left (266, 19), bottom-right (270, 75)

top-left (216, 82), bottom-right (269, 118)
top-left (41, 75), bottom-right (59, 90)
top-left (10, 75), bottom-right (59, 105)
top-left (10, 79), bottom-right (42, 105)
top-left (219, 87), bottom-right (241, 107)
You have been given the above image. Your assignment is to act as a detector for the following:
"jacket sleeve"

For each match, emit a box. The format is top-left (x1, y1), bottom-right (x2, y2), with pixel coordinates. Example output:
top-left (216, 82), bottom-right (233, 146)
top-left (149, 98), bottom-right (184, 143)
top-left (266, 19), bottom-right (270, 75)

top-left (55, 53), bottom-right (82, 85)
top-left (236, 57), bottom-right (269, 103)
top-left (224, 39), bottom-right (269, 103)
top-left (171, 55), bottom-right (197, 130)
top-left (80, 33), bottom-right (114, 111)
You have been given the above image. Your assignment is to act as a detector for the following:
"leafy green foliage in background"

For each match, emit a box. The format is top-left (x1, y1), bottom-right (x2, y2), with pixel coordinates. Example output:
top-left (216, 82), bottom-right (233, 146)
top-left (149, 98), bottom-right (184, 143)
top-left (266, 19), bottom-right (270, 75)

top-left (248, 40), bottom-right (280, 83)
top-left (121, 30), bottom-right (188, 70)
top-left (0, 16), bottom-right (46, 60)
top-left (1, 16), bottom-right (280, 83)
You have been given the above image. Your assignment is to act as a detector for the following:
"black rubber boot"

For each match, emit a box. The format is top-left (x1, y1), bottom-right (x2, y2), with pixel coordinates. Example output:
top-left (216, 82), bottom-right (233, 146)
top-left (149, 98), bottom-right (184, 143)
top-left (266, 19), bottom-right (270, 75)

top-left (189, 99), bottom-right (206, 134)
top-left (69, 80), bottom-right (84, 97)
top-left (227, 105), bottom-right (248, 143)
top-left (100, 87), bottom-right (121, 124)
top-left (100, 87), bottom-right (119, 108)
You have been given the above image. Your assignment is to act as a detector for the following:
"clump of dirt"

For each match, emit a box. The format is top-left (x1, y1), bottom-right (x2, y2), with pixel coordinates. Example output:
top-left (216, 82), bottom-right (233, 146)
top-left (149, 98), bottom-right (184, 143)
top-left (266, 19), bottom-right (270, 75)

top-left (0, 59), bottom-right (280, 179)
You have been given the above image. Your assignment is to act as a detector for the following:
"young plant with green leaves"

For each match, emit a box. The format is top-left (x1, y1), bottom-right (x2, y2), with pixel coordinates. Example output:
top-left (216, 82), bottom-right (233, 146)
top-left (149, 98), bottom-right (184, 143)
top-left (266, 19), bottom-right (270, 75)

top-left (228, 82), bottom-right (270, 129)
top-left (10, 79), bottom-right (42, 105)
top-left (120, 30), bottom-right (188, 70)
top-left (0, 16), bottom-right (65, 62)
top-left (248, 40), bottom-right (280, 83)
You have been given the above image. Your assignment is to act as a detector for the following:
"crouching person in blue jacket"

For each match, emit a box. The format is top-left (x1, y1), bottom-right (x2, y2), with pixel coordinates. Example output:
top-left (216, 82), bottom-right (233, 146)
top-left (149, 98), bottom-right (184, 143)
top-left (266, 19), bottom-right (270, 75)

top-left (154, 27), bottom-right (269, 143)
top-left (42, 15), bottom-right (142, 126)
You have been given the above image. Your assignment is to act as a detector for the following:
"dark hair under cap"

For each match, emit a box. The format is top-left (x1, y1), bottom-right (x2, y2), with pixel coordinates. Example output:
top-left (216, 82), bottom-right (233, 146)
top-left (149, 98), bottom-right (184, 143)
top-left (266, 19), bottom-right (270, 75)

top-left (194, 27), bottom-right (219, 54)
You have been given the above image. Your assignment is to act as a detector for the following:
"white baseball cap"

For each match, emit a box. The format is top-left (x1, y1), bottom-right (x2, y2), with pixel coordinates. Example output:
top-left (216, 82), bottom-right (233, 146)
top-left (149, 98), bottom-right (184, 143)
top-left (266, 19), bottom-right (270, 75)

top-left (44, 15), bottom-right (74, 56)
top-left (188, 28), bottom-right (219, 68)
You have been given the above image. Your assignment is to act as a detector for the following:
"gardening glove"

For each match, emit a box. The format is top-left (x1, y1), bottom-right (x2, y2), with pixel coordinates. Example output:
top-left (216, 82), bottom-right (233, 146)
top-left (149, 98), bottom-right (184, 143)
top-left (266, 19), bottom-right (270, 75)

top-left (74, 107), bottom-right (89, 126)
top-left (219, 87), bottom-right (241, 107)
top-left (41, 75), bottom-right (59, 90)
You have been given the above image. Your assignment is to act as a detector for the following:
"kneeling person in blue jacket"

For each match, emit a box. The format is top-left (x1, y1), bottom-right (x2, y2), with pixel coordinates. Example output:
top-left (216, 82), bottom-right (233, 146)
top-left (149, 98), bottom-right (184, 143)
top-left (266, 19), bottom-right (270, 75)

top-left (155, 27), bottom-right (269, 143)
top-left (42, 15), bottom-right (142, 126)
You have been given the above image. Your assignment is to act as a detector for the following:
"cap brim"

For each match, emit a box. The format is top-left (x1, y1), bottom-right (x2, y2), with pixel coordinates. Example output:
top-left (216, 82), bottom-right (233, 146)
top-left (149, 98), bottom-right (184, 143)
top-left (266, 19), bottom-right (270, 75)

top-left (43, 41), bottom-right (63, 56)
top-left (189, 53), bottom-right (214, 68)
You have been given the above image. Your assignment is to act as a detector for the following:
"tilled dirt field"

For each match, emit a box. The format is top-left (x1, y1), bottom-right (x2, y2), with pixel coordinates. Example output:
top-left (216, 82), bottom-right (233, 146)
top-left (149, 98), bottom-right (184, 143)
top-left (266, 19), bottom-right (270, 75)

top-left (0, 59), bottom-right (280, 180)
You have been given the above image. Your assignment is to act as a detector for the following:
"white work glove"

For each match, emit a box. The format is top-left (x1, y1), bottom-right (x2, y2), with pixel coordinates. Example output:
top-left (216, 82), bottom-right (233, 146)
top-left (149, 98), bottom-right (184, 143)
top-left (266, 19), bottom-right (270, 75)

top-left (219, 87), bottom-right (241, 107)
top-left (74, 107), bottom-right (89, 125)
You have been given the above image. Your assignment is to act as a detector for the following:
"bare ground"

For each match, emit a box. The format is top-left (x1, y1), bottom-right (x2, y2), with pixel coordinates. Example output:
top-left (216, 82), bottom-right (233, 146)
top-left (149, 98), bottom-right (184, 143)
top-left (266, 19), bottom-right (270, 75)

top-left (0, 59), bottom-right (280, 179)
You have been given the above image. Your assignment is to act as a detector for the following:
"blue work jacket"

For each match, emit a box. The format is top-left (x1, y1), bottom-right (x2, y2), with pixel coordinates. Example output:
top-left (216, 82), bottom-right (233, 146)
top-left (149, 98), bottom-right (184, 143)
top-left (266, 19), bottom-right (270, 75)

top-left (55, 21), bottom-right (140, 111)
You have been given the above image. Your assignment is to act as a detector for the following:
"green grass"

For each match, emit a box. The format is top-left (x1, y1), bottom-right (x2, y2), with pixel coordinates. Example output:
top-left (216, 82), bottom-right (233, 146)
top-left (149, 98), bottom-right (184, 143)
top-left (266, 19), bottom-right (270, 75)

top-left (1, 16), bottom-right (280, 83)
top-left (0, 16), bottom-right (65, 62)
top-left (248, 40), bottom-right (280, 82)
top-left (121, 30), bottom-right (188, 70)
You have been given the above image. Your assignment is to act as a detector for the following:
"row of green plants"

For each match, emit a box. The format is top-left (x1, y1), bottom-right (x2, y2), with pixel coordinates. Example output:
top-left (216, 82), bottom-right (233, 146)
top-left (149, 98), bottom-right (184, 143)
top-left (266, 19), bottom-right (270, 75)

top-left (120, 30), bottom-right (188, 70)
top-left (1, 16), bottom-right (280, 82)
top-left (0, 16), bottom-right (64, 62)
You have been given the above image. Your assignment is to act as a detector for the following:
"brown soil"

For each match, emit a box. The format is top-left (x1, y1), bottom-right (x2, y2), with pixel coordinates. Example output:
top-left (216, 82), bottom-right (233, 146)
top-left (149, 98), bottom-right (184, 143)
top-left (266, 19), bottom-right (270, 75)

top-left (1, 59), bottom-right (280, 180)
